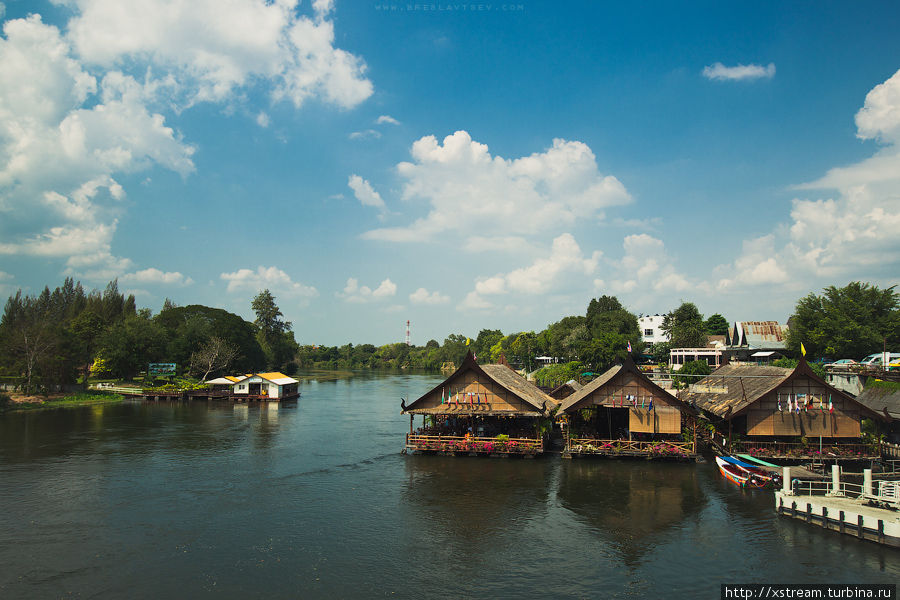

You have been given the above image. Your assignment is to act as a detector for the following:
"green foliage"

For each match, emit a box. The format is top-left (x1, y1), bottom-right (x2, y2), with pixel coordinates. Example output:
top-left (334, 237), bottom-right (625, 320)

top-left (584, 295), bottom-right (642, 368)
top-left (771, 358), bottom-right (826, 379)
top-left (251, 290), bottom-right (299, 371)
top-left (663, 302), bottom-right (707, 348)
top-left (648, 341), bottom-right (672, 365)
top-left (99, 315), bottom-right (167, 380)
top-left (704, 313), bottom-right (729, 336)
top-left (786, 282), bottom-right (900, 360)
top-left (534, 361), bottom-right (586, 387)
top-left (864, 379), bottom-right (900, 393)
top-left (672, 360), bottom-right (711, 389)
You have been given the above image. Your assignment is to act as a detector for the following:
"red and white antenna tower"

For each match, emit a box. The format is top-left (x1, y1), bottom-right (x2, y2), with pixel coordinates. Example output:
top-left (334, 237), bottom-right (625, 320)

top-left (405, 320), bottom-right (411, 346)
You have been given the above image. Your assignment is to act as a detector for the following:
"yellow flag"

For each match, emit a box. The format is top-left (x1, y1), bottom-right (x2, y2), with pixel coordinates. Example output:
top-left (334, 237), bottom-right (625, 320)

top-left (466, 338), bottom-right (471, 346)
top-left (801, 342), bottom-right (806, 357)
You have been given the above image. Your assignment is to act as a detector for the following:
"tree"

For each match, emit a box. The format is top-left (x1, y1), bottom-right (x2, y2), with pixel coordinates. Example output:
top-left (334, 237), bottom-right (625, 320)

top-left (70, 309), bottom-right (105, 389)
top-left (585, 295), bottom-right (642, 356)
top-left (510, 331), bottom-right (538, 371)
top-left (98, 315), bottom-right (167, 380)
top-left (786, 282), bottom-right (900, 360)
top-left (662, 302), bottom-right (706, 349)
top-left (0, 291), bottom-right (57, 392)
top-left (672, 359), bottom-right (711, 389)
top-left (190, 336), bottom-right (239, 381)
top-left (473, 329), bottom-right (503, 361)
top-left (704, 313), bottom-right (729, 336)
top-left (251, 290), bottom-right (298, 371)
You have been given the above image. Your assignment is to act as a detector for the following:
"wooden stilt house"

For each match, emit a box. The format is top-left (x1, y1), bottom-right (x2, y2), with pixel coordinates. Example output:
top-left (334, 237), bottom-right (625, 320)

top-left (682, 359), bottom-right (884, 459)
top-left (401, 352), bottom-right (557, 456)
top-left (555, 357), bottom-right (697, 459)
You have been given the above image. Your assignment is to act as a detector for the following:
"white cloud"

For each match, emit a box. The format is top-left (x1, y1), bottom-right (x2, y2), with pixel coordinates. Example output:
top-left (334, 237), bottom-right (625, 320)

top-left (338, 277), bottom-right (397, 303)
top-left (256, 111), bottom-right (270, 128)
top-left (376, 114), bottom-right (400, 125)
top-left (459, 233), bottom-right (602, 311)
top-left (0, 16), bottom-right (194, 280)
top-left (65, 0), bottom-right (372, 109)
top-left (120, 268), bottom-right (194, 286)
top-left (361, 131), bottom-right (630, 243)
top-left (717, 68), bottom-right (900, 294)
top-left (611, 234), bottom-right (691, 294)
top-left (349, 129), bottom-right (380, 140)
top-left (347, 174), bottom-right (386, 211)
top-left (220, 265), bottom-right (318, 300)
top-left (702, 62), bottom-right (775, 81)
top-left (409, 287), bottom-right (449, 305)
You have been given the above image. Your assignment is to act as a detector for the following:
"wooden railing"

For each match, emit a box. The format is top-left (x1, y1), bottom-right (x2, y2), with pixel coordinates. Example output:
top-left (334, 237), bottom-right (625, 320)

top-left (406, 434), bottom-right (543, 454)
top-left (566, 438), bottom-right (695, 457)
top-left (729, 440), bottom-right (877, 458)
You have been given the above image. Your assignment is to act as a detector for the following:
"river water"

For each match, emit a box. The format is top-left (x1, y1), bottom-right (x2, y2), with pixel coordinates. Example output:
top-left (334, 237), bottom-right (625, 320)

top-left (1, 372), bottom-right (896, 599)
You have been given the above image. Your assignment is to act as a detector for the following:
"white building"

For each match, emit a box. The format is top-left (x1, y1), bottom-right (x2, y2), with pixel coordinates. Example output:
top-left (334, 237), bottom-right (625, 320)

top-left (638, 314), bottom-right (668, 346)
top-left (231, 372), bottom-right (300, 400)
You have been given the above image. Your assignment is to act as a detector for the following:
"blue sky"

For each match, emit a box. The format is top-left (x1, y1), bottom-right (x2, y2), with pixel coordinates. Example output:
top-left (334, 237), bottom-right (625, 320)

top-left (1, 0), bottom-right (899, 346)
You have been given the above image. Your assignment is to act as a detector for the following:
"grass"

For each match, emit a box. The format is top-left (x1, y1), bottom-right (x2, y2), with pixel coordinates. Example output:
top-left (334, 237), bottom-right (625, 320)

top-left (2, 392), bottom-right (125, 412)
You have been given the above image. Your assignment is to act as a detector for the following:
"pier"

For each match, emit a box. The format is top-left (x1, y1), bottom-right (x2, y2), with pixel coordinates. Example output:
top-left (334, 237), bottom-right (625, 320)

top-left (774, 464), bottom-right (900, 548)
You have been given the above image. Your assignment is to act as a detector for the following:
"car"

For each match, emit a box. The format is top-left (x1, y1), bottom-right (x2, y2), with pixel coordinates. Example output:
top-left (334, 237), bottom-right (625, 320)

top-left (830, 358), bottom-right (857, 365)
top-left (860, 352), bottom-right (900, 366)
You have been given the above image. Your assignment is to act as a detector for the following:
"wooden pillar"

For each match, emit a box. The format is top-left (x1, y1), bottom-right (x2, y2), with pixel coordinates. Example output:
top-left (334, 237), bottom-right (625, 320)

top-left (409, 414), bottom-right (413, 435)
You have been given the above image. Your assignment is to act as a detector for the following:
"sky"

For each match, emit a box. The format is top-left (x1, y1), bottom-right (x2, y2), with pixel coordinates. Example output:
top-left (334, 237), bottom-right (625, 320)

top-left (1, 0), bottom-right (899, 346)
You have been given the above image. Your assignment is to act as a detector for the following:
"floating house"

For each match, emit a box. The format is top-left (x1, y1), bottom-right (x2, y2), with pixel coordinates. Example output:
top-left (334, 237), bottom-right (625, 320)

top-left (683, 360), bottom-right (883, 459)
top-left (230, 372), bottom-right (300, 401)
top-left (555, 357), bottom-right (697, 459)
top-left (549, 379), bottom-right (583, 401)
top-left (401, 352), bottom-right (557, 456)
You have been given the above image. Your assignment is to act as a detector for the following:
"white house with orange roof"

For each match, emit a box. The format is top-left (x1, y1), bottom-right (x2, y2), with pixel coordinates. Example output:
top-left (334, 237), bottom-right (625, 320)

top-left (230, 372), bottom-right (300, 400)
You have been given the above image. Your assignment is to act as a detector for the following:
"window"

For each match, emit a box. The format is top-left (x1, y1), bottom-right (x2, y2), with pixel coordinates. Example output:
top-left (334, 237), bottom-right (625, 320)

top-left (644, 329), bottom-right (653, 336)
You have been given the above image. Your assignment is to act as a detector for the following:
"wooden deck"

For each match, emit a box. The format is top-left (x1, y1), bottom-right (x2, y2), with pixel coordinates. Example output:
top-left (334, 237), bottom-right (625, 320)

top-left (405, 434), bottom-right (543, 456)
top-left (564, 438), bottom-right (696, 459)
top-left (729, 440), bottom-right (877, 460)
top-left (139, 389), bottom-right (300, 402)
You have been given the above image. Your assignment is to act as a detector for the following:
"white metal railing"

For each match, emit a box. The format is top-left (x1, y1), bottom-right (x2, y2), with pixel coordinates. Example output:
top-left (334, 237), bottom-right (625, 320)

top-left (787, 467), bottom-right (900, 507)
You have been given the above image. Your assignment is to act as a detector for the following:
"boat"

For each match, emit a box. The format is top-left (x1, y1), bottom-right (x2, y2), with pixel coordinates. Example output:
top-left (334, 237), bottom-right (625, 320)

top-left (716, 456), bottom-right (750, 486)
top-left (716, 455), bottom-right (782, 488)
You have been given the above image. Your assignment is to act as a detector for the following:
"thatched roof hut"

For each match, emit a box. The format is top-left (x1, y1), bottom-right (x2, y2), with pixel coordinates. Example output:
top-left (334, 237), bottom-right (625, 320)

top-left (683, 360), bottom-right (882, 438)
top-left (402, 352), bottom-right (556, 417)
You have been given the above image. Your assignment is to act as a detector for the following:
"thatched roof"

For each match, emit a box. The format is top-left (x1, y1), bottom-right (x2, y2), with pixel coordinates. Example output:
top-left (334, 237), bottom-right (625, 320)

top-left (402, 352), bottom-right (557, 417)
top-left (854, 384), bottom-right (900, 421)
top-left (549, 380), bottom-right (583, 400)
top-left (683, 360), bottom-right (883, 420)
top-left (556, 357), bottom-right (690, 414)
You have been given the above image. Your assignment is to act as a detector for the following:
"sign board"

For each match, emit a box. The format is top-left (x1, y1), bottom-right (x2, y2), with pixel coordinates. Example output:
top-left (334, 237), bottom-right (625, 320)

top-left (148, 363), bottom-right (176, 375)
top-left (689, 383), bottom-right (728, 394)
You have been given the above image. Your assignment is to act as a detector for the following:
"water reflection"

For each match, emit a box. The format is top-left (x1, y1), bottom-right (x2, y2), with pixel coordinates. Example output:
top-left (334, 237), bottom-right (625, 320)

top-left (557, 459), bottom-right (706, 566)
top-left (400, 455), bottom-right (554, 546)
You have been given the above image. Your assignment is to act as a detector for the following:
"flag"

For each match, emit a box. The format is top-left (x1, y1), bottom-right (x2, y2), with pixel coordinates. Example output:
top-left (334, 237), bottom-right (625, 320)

top-left (828, 395), bottom-right (833, 413)
top-left (641, 396), bottom-right (645, 409)
top-left (648, 398), bottom-right (653, 412)
top-left (777, 395), bottom-right (782, 412)
top-left (466, 338), bottom-right (470, 346)
top-left (441, 387), bottom-right (445, 405)
top-left (801, 342), bottom-right (806, 357)
top-left (627, 340), bottom-right (632, 353)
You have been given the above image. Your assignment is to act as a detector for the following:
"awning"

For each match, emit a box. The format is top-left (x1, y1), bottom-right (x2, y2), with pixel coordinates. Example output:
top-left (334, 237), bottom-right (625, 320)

top-left (751, 351), bottom-right (778, 357)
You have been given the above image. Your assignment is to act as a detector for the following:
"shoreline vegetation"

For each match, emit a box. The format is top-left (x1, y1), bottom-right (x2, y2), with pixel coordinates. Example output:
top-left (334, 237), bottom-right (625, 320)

top-left (0, 391), bottom-right (124, 412)
top-left (1, 278), bottom-right (898, 400)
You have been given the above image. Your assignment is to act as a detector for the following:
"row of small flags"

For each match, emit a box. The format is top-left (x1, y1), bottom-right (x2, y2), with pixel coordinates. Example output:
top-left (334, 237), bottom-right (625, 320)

top-left (618, 393), bottom-right (653, 411)
top-left (777, 393), bottom-right (833, 414)
top-left (440, 387), bottom-right (484, 406)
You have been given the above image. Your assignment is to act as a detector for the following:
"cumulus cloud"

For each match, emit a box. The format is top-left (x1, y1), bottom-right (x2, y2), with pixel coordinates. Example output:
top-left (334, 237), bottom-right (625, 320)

top-left (347, 174), bottom-right (386, 211)
top-left (65, 0), bottom-right (372, 109)
top-left (702, 62), bottom-right (775, 81)
top-left (0, 16), bottom-right (193, 280)
top-left (120, 268), bottom-right (194, 286)
top-left (460, 233), bottom-right (602, 311)
top-left (611, 234), bottom-right (691, 294)
top-left (220, 266), bottom-right (318, 299)
top-left (338, 277), bottom-right (397, 303)
top-left (409, 287), bottom-right (450, 305)
top-left (361, 131), bottom-right (630, 243)
top-left (717, 68), bottom-right (900, 292)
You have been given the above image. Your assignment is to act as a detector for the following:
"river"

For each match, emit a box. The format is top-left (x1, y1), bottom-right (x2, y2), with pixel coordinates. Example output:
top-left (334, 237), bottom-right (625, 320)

top-left (0, 372), bottom-right (896, 599)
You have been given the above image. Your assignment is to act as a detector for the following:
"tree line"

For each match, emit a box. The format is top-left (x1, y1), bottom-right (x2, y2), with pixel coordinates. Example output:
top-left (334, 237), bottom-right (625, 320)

top-left (0, 279), bottom-right (296, 392)
top-left (2, 278), bottom-right (897, 392)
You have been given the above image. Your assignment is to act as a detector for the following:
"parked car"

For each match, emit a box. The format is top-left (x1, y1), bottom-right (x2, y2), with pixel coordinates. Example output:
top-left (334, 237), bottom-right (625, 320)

top-left (860, 352), bottom-right (900, 366)
top-left (831, 358), bottom-right (857, 365)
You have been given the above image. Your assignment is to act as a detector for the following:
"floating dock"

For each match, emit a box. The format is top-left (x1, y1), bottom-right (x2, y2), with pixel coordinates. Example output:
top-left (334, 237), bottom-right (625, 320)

top-left (774, 465), bottom-right (900, 548)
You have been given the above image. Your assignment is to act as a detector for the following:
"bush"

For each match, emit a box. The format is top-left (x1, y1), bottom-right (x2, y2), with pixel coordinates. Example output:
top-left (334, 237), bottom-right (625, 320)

top-left (0, 393), bottom-right (11, 411)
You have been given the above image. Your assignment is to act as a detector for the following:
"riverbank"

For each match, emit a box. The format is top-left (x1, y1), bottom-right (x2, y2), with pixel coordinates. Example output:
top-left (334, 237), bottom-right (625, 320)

top-left (1, 391), bottom-right (124, 412)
